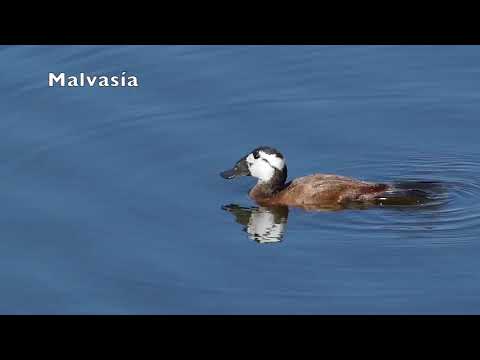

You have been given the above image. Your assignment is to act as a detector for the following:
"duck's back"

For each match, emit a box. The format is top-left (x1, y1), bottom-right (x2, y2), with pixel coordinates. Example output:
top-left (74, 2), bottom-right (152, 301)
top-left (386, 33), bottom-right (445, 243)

top-left (272, 174), bottom-right (389, 207)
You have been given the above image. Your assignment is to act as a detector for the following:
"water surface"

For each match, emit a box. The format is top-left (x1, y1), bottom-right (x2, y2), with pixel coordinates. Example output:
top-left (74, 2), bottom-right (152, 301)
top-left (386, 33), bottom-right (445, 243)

top-left (1, 45), bottom-right (480, 314)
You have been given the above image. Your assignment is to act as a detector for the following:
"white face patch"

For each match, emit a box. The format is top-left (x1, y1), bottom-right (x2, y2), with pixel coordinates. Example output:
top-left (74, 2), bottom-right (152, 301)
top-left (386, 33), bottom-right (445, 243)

top-left (258, 151), bottom-right (285, 171)
top-left (245, 151), bottom-right (285, 183)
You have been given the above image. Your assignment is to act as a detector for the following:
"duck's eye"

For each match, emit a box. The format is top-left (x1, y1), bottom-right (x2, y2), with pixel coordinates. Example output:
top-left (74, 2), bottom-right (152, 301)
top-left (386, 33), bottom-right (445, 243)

top-left (253, 152), bottom-right (260, 159)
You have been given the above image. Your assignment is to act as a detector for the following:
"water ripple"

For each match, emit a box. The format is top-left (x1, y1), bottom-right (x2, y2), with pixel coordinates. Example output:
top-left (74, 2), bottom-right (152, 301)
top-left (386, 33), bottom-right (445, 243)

top-left (299, 151), bottom-right (480, 245)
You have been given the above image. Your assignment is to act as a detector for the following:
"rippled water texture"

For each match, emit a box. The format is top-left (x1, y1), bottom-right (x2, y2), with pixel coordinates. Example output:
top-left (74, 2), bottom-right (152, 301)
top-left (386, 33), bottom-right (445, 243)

top-left (1, 45), bottom-right (480, 314)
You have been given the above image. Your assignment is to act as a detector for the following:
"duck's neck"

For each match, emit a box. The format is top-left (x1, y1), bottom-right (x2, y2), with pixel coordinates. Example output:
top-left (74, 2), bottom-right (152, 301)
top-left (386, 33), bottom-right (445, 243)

top-left (249, 169), bottom-right (287, 200)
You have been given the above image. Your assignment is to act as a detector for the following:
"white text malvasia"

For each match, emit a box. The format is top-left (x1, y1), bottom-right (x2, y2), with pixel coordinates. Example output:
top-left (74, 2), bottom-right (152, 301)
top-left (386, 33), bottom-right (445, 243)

top-left (48, 72), bottom-right (139, 87)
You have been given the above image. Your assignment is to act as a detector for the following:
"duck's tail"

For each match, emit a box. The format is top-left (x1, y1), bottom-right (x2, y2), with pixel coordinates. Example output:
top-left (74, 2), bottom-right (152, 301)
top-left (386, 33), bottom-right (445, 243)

top-left (373, 181), bottom-right (443, 206)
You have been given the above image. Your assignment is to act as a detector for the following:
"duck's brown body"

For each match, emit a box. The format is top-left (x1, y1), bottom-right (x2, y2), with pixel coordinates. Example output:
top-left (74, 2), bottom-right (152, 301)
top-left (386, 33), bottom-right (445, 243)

top-left (221, 146), bottom-right (401, 210)
top-left (249, 174), bottom-right (390, 209)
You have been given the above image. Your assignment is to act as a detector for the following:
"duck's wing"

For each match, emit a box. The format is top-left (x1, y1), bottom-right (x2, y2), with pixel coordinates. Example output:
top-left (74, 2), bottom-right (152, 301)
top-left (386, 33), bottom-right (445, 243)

top-left (278, 174), bottom-right (388, 206)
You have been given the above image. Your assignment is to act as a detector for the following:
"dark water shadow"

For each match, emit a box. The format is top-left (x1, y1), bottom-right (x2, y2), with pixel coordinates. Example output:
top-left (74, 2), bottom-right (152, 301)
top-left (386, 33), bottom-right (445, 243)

top-left (370, 180), bottom-right (449, 210)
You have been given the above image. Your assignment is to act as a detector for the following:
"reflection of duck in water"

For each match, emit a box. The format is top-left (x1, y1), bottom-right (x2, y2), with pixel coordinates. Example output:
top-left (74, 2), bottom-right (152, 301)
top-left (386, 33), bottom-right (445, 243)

top-left (221, 146), bottom-right (431, 210)
top-left (222, 204), bottom-right (288, 243)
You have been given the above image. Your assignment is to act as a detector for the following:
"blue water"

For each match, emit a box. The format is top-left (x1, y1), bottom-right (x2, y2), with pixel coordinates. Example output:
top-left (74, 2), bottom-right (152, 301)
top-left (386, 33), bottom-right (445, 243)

top-left (1, 45), bottom-right (480, 314)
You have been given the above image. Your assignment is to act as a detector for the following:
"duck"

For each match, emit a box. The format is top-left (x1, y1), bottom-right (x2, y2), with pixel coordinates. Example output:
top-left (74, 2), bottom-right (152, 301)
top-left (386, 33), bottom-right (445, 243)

top-left (220, 146), bottom-right (427, 210)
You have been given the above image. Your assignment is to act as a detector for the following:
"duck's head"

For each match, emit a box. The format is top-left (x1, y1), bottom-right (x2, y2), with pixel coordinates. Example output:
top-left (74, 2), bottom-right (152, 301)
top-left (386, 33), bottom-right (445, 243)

top-left (220, 146), bottom-right (287, 184)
